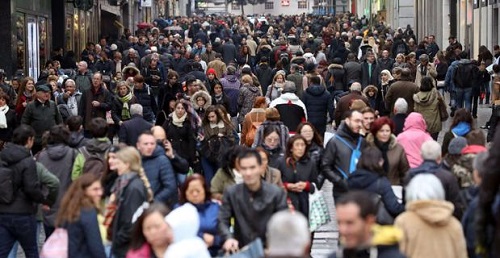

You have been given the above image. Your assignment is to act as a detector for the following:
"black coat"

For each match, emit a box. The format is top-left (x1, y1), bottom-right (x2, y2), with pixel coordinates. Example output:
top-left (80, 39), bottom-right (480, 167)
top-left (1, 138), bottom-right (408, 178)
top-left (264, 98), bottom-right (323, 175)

top-left (133, 85), bottom-right (158, 123)
top-left (255, 63), bottom-right (273, 95)
top-left (344, 61), bottom-right (362, 84)
top-left (0, 109), bottom-right (17, 142)
top-left (163, 118), bottom-right (197, 167)
top-left (221, 42), bottom-right (238, 65)
top-left (391, 113), bottom-right (407, 136)
top-left (302, 85), bottom-right (334, 136)
top-left (361, 62), bottom-right (379, 88)
top-left (326, 64), bottom-right (347, 91)
top-left (118, 115), bottom-right (153, 146)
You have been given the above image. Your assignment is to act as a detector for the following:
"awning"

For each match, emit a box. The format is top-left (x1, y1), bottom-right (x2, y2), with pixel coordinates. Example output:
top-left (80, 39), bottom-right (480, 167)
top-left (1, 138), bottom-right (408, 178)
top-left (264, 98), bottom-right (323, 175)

top-left (101, 3), bottom-right (121, 16)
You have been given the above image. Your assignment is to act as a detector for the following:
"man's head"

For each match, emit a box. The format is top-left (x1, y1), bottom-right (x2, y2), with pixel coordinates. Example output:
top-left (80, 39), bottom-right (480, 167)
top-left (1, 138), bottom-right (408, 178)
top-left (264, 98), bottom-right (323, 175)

top-left (336, 191), bottom-right (377, 249)
top-left (89, 118), bottom-right (108, 138)
top-left (345, 110), bottom-right (363, 134)
top-left (361, 107), bottom-right (375, 131)
top-left (366, 51), bottom-right (375, 63)
top-left (12, 124), bottom-right (36, 149)
top-left (381, 50), bottom-right (389, 59)
top-left (92, 72), bottom-right (103, 88)
top-left (237, 148), bottom-right (262, 188)
top-left (137, 131), bottom-right (157, 157)
top-left (473, 151), bottom-right (488, 186)
top-left (494, 45), bottom-right (500, 56)
top-left (77, 61), bottom-right (88, 73)
top-left (350, 82), bottom-right (362, 93)
top-left (267, 211), bottom-right (310, 257)
top-left (309, 75), bottom-right (321, 86)
top-left (419, 54), bottom-right (429, 65)
top-left (421, 140), bottom-right (442, 163)
top-left (64, 79), bottom-right (76, 94)
top-left (393, 98), bottom-right (408, 115)
top-left (429, 35), bottom-right (436, 43)
top-left (66, 115), bottom-right (83, 132)
top-left (130, 104), bottom-right (143, 117)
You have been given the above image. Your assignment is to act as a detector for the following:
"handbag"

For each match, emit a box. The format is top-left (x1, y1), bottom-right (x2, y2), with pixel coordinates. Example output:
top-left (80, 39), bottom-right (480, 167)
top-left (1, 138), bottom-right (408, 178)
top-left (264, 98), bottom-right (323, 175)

top-left (309, 183), bottom-right (331, 232)
top-left (225, 238), bottom-right (264, 258)
top-left (373, 180), bottom-right (395, 225)
top-left (40, 228), bottom-right (68, 258)
top-left (437, 93), bottom-right (449, 121)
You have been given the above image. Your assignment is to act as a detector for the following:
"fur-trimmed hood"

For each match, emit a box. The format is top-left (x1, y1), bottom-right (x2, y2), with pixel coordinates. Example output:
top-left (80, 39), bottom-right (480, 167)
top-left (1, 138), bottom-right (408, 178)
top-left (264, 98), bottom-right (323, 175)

top-left (363, 85), bottom-right (379, 96)
top-left (328, 63), bottom-right (344, 70)
top-left (191, 90), bottom-right (212, 110)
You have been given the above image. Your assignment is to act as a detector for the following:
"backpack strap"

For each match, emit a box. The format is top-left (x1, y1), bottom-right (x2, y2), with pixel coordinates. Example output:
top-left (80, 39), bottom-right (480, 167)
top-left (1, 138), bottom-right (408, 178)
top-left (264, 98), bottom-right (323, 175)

top-left (355, 136), bottom-right (362, 150)
top-left (79, 146), bottom-right (91, 160)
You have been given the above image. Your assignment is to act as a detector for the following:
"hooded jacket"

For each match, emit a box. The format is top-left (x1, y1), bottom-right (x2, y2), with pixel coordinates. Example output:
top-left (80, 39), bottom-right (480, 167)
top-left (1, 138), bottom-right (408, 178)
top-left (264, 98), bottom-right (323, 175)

top-left (133, 84), bottom-right (158, 123)
top-left (191, 90), bottom-right (212, 118)
top-left (396, 112), bottom-right (433, 168)
top-left (255, 63), bottom-right (273, 95)
top-left (0, 144), bottom-right (44, 214)
top-left (238, 83), bottom-right (262, 124)
top-left (302, 84), bottom-right (334, 135)
top-left (71, 138), bottom-right (112, 180)
top-left (221, 74), bottom-right (241, 117)
top-left (68, 131), bottom-right (88, 148)
top-left (142, 145), bottom-right (176, 204)
top-left (395, 200), bottom-right (467, 258)
top-left (326, 63), bottom-right (347, 91)
top-left (365, 134), bottom-right (410, 185)
top-left (363, 85), bottom-right (384, 112)
top-left (269, 93), bottom-right (308, 133)
top-left (413, 88), bottom-right (441, 134)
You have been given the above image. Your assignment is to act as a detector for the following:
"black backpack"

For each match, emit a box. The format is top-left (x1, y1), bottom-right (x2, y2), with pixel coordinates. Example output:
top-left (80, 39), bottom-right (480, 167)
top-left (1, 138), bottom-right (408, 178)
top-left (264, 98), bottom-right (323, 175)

top-left (453, 62), bottom-right (478, 88)
top-left (0, 161), bottom-right (16, 204)
top-left (79, 147), bottom-right (108, 178)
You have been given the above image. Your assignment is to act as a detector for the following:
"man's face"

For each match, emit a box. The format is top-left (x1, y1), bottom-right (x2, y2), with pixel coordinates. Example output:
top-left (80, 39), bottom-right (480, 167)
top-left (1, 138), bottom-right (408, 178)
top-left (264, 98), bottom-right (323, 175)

top-left (137, 135), bottom-right (157, 157)
top-left (362, 112), bottom-right (375, 130)
top-left (239, 156), bottom-right (261, 188)
top-left (429, 36), bottom-right (435, 43)
top-left (336, 203), bottom-right (373, 249)
top-left (367, 54), bottom-right (375, 63)
top-left (381, 50), bottom-right (389, 59)
top-left (92, 74), bottom-right (102, 87)
top-left (37, 91), bottom-right (50, 102)
top-left (346, 112), bottom-right (363, 134)
top-left (197, 42), bottom-right (203, 48)
top-left (78, 62), bottom-right (86, 72)
top-left (65, 83), bottom-right (76, 94)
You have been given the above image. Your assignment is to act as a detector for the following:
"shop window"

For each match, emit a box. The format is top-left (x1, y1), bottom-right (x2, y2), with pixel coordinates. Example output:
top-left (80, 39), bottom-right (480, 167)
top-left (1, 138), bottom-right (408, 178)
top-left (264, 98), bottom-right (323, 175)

top-left (265, 2), bottom-right (274, 9)
top-left (39, 17), bottom-right (48, 69)
top-left (298, 1), bottom-right (307, 8)
top-left (16, 13), bottom-right (25, 72)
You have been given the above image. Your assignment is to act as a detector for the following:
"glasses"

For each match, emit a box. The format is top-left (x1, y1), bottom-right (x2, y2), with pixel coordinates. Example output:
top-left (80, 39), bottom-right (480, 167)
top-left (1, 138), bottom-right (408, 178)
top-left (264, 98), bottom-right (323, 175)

top-left (265, 137), bottom-right (280, 143)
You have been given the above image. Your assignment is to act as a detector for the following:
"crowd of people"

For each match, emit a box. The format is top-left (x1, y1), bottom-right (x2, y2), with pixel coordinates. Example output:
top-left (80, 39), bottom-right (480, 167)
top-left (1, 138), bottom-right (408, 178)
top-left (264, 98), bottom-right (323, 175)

top-left (0, 11), bottom-right (499, 258)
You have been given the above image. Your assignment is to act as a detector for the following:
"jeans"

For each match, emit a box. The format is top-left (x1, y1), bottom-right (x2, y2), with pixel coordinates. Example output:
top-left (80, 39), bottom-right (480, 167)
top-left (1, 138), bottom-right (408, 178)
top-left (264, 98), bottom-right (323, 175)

top-left (8, 222), bottom-right (43, 258)
top-left (454, 87), bottom-right (473, 112)
top-left (201, 157), bottom-right (219, 187)
top-left (0, 214), bottom-right (39, 258)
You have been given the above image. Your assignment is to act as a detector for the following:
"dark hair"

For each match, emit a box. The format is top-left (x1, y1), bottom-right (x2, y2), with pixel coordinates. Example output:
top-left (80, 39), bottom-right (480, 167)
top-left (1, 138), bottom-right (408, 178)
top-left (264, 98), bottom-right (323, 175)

top-left (356, 146), bottom-right (385, 175)
top-left (89, 117), bottom-right (109, 138)
top-left (12, 125), bottom-right (35, 145)
top-left (263, 125), bottom-right (281, 140)
top-left (336, 191), bottom-right (377, 219)
top-left (47, 125), bottom-right (70, 145)
top-left (369, 117), bottom-right (395, 136)
top-left (255, 146), bottom-right (269, 160)
top-left (419, 76), bottom-right (435, 92)
top-left (0, 93), bottom-right (10, 105)
top-left (179, 174), bottom-right (211, 204)
top-left (129, 203), bottom-right (170, 250)
top-left (466, 129), bottom-right (486, 146)
top-left (450, 108), bottom-right (474, 130)
top-left (296, 122), bottom-right (323, 147)
top-left (66, 116), bottom-right (83, 132)
top-left (133, 74), bottom-right (145, 83)
top-left (309, 75), bottom-right (321, 85)
top-left (345, 109), bottom-right (362, 119)
top-left (220, 145), bottom-right (246, 170)
top-left (285, 135), bottom-right (309, 167)
top-left (237, 148), bottom-right (262, 166)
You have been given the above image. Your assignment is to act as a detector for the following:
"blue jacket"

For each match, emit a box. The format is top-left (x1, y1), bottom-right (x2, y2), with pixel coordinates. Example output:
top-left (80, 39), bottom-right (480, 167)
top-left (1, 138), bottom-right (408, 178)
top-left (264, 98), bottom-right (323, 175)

top-left (67, 208), bottom-right (106, 258)
top-left (142, 146), bottom-right (176, 204)
top-left (444, 60), bottom-right (460, 92)
top-left (461, 187), bottom-right (480, 258)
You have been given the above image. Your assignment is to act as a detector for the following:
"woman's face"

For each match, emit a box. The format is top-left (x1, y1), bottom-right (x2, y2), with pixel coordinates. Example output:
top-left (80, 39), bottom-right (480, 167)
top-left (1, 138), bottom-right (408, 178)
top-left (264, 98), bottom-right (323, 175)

top-left (396, 55), bottom-right (403, 63)
top-left (376, 124), bottom-right (392, 143)
top-left (113, 157), bottom-right (130, 175)
top-left (108, 153), bottom-right (117, 170)
top-left (381, 73), bottom-right (388, 82)
top-left (367, 90), bottom-right (375, 97)
top-left (264, 131), bottom-right (280, 149)
top-left (143, 211), bottom-right (172, 248)
top-left (85, 180), bottom-right (103, 206)
top-left (118, 85), bottom-right (129, 96)
top-left (258, 151), bottom-right (268, 176)
top-left (0, 98), bottom-right (7, 107)
top-left (299, 125), bottom-right (314, 143)
top-left (11, 80), bottom-right (19, 90)
top-left (196, 97), bottom-right (206, 107)
top-left (207, 111), bottom-right (218, 123)
top-left (185, 179), bottom-right (206, 205)
top-left (214, 84), bottom-right (223, 95)
top-left (50, 81), bottom-right (57, 91)
top-left (275, 75), bottom-right (284, 84)
top-left (175, 103), bottom-right (186, 117)
top-left (26, 80), bottom-right (35, 91)
top-left (291, 139), bottom-right (307, 159)
top-left (208, 73), bottom-right (215, 80)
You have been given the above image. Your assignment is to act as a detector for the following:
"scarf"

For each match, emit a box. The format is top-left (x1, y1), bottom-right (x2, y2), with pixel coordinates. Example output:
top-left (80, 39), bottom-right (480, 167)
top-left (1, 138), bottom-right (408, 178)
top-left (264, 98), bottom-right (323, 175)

top-left (172, 112), bottom-right (187, 127)
top-left (118, 92), bottom-right (133, 120)
top-left (0, 105), bottom-right (8, 129)
top-left (375, 138), bottom-right (390, 174)
top-left (214, 93), bottom-right (223, 103)
top-left (24, 91), bottom-right (33, 102)
top-left (209, 121), bottom-right (224, 129)
top-left (233, 169), bottom-right (244, 184)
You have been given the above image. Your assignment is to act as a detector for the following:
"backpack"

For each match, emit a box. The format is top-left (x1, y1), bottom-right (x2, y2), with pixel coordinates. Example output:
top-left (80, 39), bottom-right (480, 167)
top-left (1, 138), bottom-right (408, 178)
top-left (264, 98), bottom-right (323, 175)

top-left (79, 147), bottom-right (108, 177)
top-left (373, 180), bottom-right (395, 225)
top-left (245, 116), bottom-right (263, 146)
top-left (0, 161), bottom-right (15, 204)
top-left (40, 228), bottom-right (68, 258)
top-left (334, 135), bottom-right (362, 179)
top-left (453, 62), bottom-right (477, 88)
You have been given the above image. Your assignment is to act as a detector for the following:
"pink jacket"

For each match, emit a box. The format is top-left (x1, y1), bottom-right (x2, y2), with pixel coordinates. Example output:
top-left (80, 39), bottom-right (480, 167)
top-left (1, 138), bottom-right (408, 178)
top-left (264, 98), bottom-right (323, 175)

top-left (126, 243), bottom-right (152, 258)
top-left (396, 112), bottom-right (433, 168)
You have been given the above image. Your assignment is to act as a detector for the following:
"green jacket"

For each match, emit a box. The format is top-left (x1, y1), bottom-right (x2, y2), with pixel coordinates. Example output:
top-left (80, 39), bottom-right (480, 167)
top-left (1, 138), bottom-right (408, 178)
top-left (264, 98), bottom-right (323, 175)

top-left (21, 100), bottom-right (63, 145)
top-left (71, 137), bottom-right (112, 180)
top-left (36, 162), bottom-right (60, 221)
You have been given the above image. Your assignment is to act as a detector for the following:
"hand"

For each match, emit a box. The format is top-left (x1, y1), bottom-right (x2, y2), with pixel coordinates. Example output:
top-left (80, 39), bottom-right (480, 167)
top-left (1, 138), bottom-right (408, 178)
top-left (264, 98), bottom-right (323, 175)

top-left (223, 238), bottom-right (239, 253)
top-left (22, 102), bottom-right (27, 107)
top-left (296, 182), bottom-right (307, 191)
top-left (203, 233), bottom-right (215, 247)
top-left (164, 140), bottom-right (174, 158)
top-left (91, 101), bottom-right (100, 107)
top-left (41, 205), bottom-right (50, 211)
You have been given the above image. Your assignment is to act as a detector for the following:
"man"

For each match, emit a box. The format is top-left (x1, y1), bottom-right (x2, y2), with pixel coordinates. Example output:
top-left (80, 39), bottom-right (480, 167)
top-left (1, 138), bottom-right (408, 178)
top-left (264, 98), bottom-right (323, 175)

top-left (220, 65), bottom-right (241, 120)
top-left (427, 35), bottom-right (440, 59)
top-left (267, 211), bottom-right (311, 258)
top-left (269, 81), bottom-right (307, 134)
top-left (246, 35), bottom-right (258, 66)
top-left (255, 57), bottom-right (273, 96)
top-left (80, 42), bottom-right (95, 64)
top-left (360, 107), bottom-right (376, 137)
top-left (377, 50), bottom-right (395, 73)
top-left (221, 38), bottom-right (237, 65)
top-left (391, 98), bottom-right (408, 136)
top-left (328, 191), bottom-right (405, 258)
top-left (119, 104), bottom-right (153, 146)
top-left (302, 75), bottom-right (334, 136)
top-left (191, 39), bottom-right (206, 57)
top-left (344, 53), bottom-right (362, 85)
top-left (21, 84), bottom-right (63, 154)
top-left (334, 82), bottom-right (369, 127)
top-left (405, 140), bottom-right (463, 218)
top-left (65, 115), bottom-right (87, 148)
top-left (151, 126), bottom-right (190, 176)
top-left (287, 64), bottom-right (305, 98)
top-left (134, 36), bottom-right (149, 58)
top-left (74, 61), bottom-right (93, 92)
top-left (448, 57), bottom-right (478, 113)
top-left (385, 68), bottom-right (419, 115)
top-left (57, 79), bottom-right (82, 121)
top-left (414, 54), bottom-right (437, 88)
top-left (219, 149), bottom-right (288, 251)
top-left (207, 53), bottom-right (227, 78)
top-left (201, 43), bottom-right (217, 64)
top-left (0, 125), bottom-right (44, 257)
top-left (79, 72), bottom-right (112, 134)
top-left (322, 110), bottom-right (364, 200)
top-left (361, 51), bottom-right (378, 88)
top-left (0, 70), bottom-right (17, 107)
top-left (137, 132), bottom-right (176, 205)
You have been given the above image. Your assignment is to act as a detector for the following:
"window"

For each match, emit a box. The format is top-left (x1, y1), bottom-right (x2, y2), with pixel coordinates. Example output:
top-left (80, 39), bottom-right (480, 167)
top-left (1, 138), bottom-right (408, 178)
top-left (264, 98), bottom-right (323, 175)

top-left (265, 2), bottom-right (274, 9)
top-left (298, 1), bottom-right (307, 8)
top-left (232, 3), bottom-right (239, 10)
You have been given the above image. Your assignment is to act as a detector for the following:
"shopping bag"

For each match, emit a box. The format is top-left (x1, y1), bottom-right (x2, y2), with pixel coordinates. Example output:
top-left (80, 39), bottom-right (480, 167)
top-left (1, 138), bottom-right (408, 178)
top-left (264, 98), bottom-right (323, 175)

top-left (224, 238), bottom-right (264, 258)
top-left (309, 185), bottom-right (331, 232)
top-left (40, 228), bottom-right (68, 258)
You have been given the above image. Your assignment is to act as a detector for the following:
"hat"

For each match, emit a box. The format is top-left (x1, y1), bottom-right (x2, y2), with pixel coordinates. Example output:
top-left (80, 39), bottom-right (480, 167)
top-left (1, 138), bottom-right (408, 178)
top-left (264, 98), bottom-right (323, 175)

top-left (36, 84), bottom-right (51, 92)
top-left (110, 44), bottom-right (118, 51)
top-left (159, 35), bottom-right (165, 40)
top-left (282, 81), bottom-right (296, 93)
top-left (206, 68), bottom-right (217, 76)
top-left (448, 136), bottom-right (467, 155)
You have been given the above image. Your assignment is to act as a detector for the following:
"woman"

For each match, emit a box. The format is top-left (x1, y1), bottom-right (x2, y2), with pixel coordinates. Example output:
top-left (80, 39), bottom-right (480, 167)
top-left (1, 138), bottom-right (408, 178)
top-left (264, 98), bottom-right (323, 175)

top-left (413, 76), bottom-right (442, 140)
top-left (205, 68), bottom-right (221, 94)
top-left (126, 203), bottom-right (172, 258)
top-left (379, 69), bottom-right (395, 102)
top-left (55, 173), bottom-right (106, 258)
top-left (266, 72), bottom-right (286, 103)
top-left (178, 174), bottom-right (222, 256)
top-left (406, 52), bottom-right (418, 81)
top-left (396, 112), bottom-right (434, 168)
top-left (395, 174), bottom-right (467, 258)
top-left (201, 105), bottom-right (235, 187)
top-left (296, 122), bottom-right (323, 173)
top-left (365, 117), bottom-right (410, 185)
top-left (348, 146), bottom-right (405, 219)
top-left (210, 145), bottom-right (245, 201)
top-left (238, 74), bottom-right (262, 124)
top-left (252, 107), bottom-right (289, 149)
top-left (435, 50), bottom-right (449, 97)
top-left (15, 76), bottom-right (35, 119)
top-left (442, 108), bottom-right (473, 156)
top-left (191, 89), bottom-right (212, 119)
top-left (237, 45), bottom-right (251, 67)
top-left (112, 81), bottom-right (138, 126)
top-left (0, 93), bottom-right (17, 150)
top-left (258, 125), bottom-right (286, 168)
top-left (108, 147), bottom-right (153, 258)
top-left (241, 97), bottom-right (267, 147)
top-left (478, 45), bottom-right (494, 105)
top-left (163, 100), bottom-right (198, 171)
top-left (315, 42), bottom-right (327, 64)
top-left (255, 147), bottom-right (283, 187)
top-left (157, 71), bottom-right (183, 125)
top-left (393, 53), bottom-right (407, 68)
top-left (210, 82), bottom-right (230, 113)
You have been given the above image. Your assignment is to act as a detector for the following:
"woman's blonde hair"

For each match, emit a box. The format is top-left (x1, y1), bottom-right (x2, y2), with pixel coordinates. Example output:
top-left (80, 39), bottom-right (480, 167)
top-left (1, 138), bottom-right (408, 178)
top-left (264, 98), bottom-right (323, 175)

top-left (241, 74), bottom-right (253, 84)
top-left (115, 147), bottom-right (153, 202)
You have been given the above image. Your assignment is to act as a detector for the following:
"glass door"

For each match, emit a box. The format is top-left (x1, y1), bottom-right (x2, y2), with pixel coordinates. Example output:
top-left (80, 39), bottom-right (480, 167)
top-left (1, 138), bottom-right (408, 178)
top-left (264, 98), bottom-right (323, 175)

top-left (26, 16), bottom-right (40, 81)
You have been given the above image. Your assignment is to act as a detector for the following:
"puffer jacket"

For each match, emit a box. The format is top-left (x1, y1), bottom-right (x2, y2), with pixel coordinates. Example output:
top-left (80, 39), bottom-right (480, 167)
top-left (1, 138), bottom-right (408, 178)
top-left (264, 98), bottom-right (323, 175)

top-left (396, 112), bottom-right (433, 168)
top-left (142, 146), bottom-right (176, 204)
top-left (302, 84), bottom-right (334, 136)
top-left (413, 88), bottom-right (442, 134)
top-left (238, 83), bottom-right (262, 124)
top-left (365, 134), bottom-right (410, 185)
top-left (133, 84), bottom-right (158, 123)
top-left (220, 75), bottom-right (241, 117)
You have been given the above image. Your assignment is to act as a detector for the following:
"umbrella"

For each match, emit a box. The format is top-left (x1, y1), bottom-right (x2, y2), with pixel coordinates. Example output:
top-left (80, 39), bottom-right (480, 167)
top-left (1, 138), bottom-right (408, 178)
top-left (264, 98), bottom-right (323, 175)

top-left (164, 25), bottom-right (182, 31)
top-left (137, 22), bottom-right (152, 30)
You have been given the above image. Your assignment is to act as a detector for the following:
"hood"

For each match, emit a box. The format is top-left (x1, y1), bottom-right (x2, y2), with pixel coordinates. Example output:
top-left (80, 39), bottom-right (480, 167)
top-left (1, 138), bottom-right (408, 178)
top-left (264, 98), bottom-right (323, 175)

top-left (306, 85), bottom-right (326, 96)
top-left (85, 138), bottom-right (112, 153)
top-left (279, 92), bottom-right (299, 101)
top-left (451, 122), bottom-right (471, 137)
top-left (413, 89), bottom-right (437, 106)
top-left (244, 83), bottom-right (260, 93)
top-left (363, 85), bottom-right (378, 96)
top-left (461, 145), bottom-right (487, 155)
top-left (46, 144), bottom-right (71, 161)
top-left (348, 169), bottom-right (380, 189)
top-left (166, 203), bottom-right (199, 243)
top-left (224, 74), bottom-right (238, 83)
top-left (328, 63), bottom-right (344, 70)
top-left (258, 62), bottom-right (270, 69)
top-left (0, 144), bottom-right (31, 165)
top-left (191, 90), bottom-right (212, 110)
top-left (406, 200), bottom-right (454, 226)
top-left (68, 132), bottom-right (85, 148)
top-left (365, 134), bottom-right (397, 149)
top-left (371, 225), bottom-right (403, 246)
top-left (403, 112), bottom-right (428, 132)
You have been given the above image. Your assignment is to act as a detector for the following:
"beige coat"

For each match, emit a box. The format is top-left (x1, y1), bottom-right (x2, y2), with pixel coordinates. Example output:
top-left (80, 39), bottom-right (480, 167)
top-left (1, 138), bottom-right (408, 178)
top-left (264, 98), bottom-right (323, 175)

top-left (365, 134), bottom-right (410, 185)
top-left (414, 63), bottom-right (437, 88)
